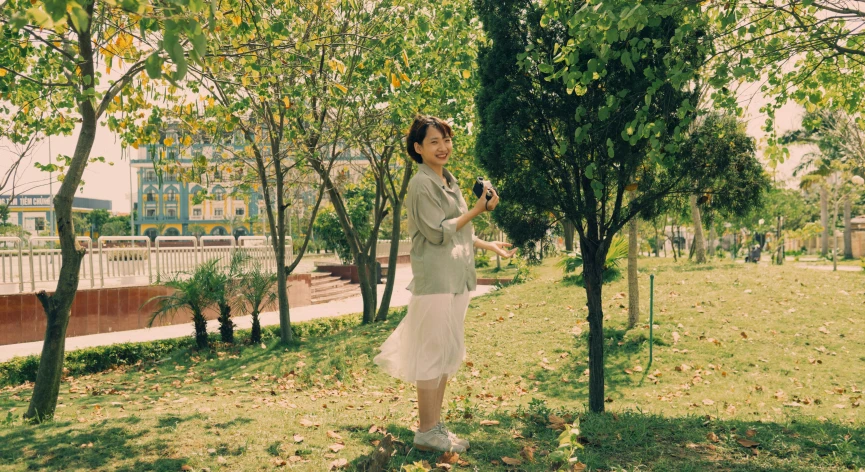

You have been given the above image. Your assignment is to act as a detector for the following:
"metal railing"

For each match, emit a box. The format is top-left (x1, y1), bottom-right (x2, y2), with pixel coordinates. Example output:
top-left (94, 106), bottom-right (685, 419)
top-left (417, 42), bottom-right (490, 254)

top-left (0, 235), bottom-right (307, 294)
top-left (29, 237), bottom-right (95, 290)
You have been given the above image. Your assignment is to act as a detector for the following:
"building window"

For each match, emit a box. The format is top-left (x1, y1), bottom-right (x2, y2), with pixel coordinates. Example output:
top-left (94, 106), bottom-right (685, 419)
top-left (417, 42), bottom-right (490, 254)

top-left (213, 170), bottom-right (222, 181)
top-left (235, 207), bottom-right (245, 216)
top-left (193, 208), bottom-right (202, 217)
top-left (213, 189), bottom-right (225, 201)
top-left (166, 189), bottom-right (177, 201)
top-left (146, 191), bottom-right (155, 202)
top-left (24, 217), bottom-right (46, 232)
top-left (214, 208), bottom-right (223, 217)
top-left (146, 209), bottom-right (156, 217)
top-left (145, 171), bottom-right (156, 182)
top-left (167, 208), bottom-right (176, 218)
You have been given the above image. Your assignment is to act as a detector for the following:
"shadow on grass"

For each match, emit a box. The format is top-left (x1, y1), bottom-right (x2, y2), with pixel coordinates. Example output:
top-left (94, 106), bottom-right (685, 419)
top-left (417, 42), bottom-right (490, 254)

top-left (346, 408), bottom-right (864, 471)
top-left (0, 423), bottom-right (182, 471)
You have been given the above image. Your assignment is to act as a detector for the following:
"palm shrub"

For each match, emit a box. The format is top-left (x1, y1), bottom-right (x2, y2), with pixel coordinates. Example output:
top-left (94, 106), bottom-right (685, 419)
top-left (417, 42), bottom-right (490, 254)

top-left (145, 259), bottom-right (220, 349)
top-left (241, 267), bottom-right (278, 344)
top-left (209, 251), bottom-right (248, 344)
top-left (558, 236), bottom-right (628, 287)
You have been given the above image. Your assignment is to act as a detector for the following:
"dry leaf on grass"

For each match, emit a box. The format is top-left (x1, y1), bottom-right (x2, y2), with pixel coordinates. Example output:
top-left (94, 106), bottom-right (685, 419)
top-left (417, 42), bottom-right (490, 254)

top-left (327, 430), bottom-right (343, 440)
top-left (437, 452), bottom-right (460, 465)
top-left (293, 434), bottom-right (304, 443)
top-left (329, 443), bottom-right (345, 453)
top-left (501, 456), bottom-right (522, 466)
top-left (707, 432), bottom-right (719, 442)
top-left (479, 420), bottom-right (499, 426)
top-left (329, 458), bottom-right (349, 470)
top-left (746, 429), bottom-right (757, 438)
top-left (519, 445), bottom-right (536, 462)
top-left (299, 418), bottom-right (315, 427)
top-left (737, 438), bottom-right (759, 448)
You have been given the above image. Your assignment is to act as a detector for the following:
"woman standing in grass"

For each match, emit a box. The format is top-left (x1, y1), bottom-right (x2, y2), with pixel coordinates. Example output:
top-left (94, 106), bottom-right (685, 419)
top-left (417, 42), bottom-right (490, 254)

top-left (374, 115), bottom-right (516, 453)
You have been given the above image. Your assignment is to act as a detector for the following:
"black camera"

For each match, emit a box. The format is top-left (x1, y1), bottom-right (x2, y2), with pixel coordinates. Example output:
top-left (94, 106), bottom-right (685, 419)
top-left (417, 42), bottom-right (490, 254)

top-left (472, 177), bottom-right (498, 200)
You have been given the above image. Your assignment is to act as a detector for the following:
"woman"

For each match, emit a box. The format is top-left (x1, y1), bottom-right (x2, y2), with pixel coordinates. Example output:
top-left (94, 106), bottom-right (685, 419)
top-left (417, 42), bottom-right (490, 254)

top-left (374, 115), bottom-right (516, 453)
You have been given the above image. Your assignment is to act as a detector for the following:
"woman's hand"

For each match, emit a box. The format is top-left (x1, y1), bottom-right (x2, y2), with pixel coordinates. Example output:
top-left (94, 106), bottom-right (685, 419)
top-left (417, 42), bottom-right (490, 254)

top-left (489, 241), bottom-right (517, 258)
top-left (472, 185), bottom-right (500, 213)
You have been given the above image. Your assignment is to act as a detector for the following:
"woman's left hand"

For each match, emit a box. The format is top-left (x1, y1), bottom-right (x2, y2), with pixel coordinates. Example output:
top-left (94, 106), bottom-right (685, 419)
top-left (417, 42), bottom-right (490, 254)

top-left (489, 241), bottom-right (518, 258)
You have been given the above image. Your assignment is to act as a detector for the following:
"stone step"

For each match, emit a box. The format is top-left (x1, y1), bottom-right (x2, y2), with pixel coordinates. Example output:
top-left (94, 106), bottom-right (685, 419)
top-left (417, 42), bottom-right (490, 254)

top-left (311, 286), bottom-right (360, 305)
top-left (311, 279), bottom-right (353, 293)
top-left (311, 284), bottom-right (358, 299)
top-left (311, 275), bottom-right (346, 287)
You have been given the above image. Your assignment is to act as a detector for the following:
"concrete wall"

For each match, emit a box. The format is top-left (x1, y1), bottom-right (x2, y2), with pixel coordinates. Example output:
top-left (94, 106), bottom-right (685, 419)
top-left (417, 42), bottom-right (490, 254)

top-left (0, 274), bottom-right (312, 347)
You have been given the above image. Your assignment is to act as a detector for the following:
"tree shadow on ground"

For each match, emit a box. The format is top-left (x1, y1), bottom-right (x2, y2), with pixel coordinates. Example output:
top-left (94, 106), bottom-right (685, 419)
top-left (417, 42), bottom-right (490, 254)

top-left (0, 421), bottom-right (185, 471)
top-left (346, 409), bottom-right (863, 471)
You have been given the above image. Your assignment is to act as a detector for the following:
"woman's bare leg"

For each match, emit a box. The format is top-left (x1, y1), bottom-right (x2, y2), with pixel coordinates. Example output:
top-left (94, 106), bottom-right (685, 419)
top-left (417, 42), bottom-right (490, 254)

top-left (434, 374), bottom-right (448, 424)
top-left (417, 377), bottom-right (444, 432)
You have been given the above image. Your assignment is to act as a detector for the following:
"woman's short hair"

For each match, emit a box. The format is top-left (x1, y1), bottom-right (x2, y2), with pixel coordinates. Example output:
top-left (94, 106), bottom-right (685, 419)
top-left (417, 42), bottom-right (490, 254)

top-left (406, 115), bottom-right (453, 164)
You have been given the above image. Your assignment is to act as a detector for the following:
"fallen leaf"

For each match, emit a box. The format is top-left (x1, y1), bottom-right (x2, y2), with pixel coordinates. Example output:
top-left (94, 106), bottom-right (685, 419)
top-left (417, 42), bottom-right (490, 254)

top-left (746, 429), bottom-right (757, 438)
top-left (299, 418), bottom-right (315, 427)
top-left (571, 463), bottom-right (588, 472)
top-left (329, 458), bottom-right (349, 470)
top-left (502, 456), bottom-right (522, 466)
top-left (737, 438), bottom-right (759, 448)
top-left (702, 399), bottom-right (715, 406)
top-left (479, 420), bottom-right (499, 426)
top-left (293, 434), bottom-right (304, 443)
top-left (438, 451), bottom-right (460, 464)
top-left (327, 431), bottom-right (343, 440)
top-left (181, 466), bottom-right (193, 472)
top-left (707, 432), bottom-right (719, 442)
top-left (519, 445), bottom-right (536, 462)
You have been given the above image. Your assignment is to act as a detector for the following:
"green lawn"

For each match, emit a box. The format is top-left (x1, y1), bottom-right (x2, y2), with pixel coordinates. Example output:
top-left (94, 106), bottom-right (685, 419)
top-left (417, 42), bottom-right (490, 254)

top-left (1, 257), bottom-right (863, 471)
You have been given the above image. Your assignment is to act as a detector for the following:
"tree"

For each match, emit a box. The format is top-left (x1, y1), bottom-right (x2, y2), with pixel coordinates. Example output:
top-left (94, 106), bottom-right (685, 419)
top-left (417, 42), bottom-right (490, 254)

top-left (707, 1), bottom-right (865, 160)
top-left (475, 0), bottom-right (726, 412)
top-left (99, 220), bottom-right (128, 236)
top-left (313, 181), bottom-right (374, 265)
top-left (626, 217), bottom-right (639, 328)
top-left (87, 209), bottom-right (111, 234)
top-left (1, 0), bottom-right (205, 422)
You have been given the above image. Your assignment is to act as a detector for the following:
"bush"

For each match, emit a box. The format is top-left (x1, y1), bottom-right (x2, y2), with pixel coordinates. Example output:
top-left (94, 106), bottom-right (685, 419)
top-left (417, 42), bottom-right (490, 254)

top-left (475, 253), bottom-right (491, 268)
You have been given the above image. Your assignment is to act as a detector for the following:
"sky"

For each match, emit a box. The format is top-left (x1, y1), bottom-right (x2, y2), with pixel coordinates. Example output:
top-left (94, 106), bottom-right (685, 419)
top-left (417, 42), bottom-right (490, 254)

top-left (0, 85), bottom-right (809, 216)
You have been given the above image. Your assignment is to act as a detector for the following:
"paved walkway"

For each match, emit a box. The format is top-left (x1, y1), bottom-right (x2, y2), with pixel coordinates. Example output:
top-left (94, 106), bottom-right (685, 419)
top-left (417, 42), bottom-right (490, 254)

top-left (0, 267), bottom-right (495, 362)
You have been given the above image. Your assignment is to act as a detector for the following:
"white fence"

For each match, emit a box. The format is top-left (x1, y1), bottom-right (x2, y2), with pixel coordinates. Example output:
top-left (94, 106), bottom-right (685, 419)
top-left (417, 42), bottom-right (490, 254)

top-left (377, 239), bottom-right (411, 258)
top-left (0, 235), bottom-right (295, 294)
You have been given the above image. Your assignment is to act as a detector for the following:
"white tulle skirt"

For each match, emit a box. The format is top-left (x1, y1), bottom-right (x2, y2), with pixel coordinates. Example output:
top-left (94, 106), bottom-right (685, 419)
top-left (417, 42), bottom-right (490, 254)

top-left (374, 290), bottom-right (471, 384)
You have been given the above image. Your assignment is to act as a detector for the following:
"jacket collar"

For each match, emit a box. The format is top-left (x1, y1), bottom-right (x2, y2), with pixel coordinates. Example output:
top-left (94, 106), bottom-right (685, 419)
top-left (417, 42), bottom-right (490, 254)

top-left (419, 163), bottom-right (456, 187)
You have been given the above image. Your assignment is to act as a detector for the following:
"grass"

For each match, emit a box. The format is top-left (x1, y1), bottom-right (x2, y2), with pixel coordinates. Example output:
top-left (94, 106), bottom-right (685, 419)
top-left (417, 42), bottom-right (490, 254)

top-left (0, 257), bottom-right (863, 471)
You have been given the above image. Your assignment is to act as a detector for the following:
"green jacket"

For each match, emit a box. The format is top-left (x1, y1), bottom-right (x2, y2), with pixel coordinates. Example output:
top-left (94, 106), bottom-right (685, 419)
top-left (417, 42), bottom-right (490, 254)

top-left (406, 163), bottom-right (477, 295)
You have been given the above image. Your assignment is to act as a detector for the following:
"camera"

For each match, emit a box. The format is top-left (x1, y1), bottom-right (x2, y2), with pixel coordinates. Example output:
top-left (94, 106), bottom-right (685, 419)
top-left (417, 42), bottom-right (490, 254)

top-left (472, 177), bottom-right (499, 200)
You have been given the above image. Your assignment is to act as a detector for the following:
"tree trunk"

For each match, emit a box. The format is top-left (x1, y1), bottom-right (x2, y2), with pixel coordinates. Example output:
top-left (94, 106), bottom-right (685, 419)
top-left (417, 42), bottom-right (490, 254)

top-left (357, 253), bottom-right (379, 324)
top-left (690, 195), bottom-right (706, 263)
top-left (653, 219), bottom-right (660, 257)
top-left (218, 303), bottom-right (234, 343)
top-left (251, 309), bottom-right (262, 344)
top-left (26, 32), bottom-right (99, 421)
top-left (821, 186), bottom-right (829, 257)
top-left (844, 195), bottom-right (853, 259)
top-left (376, 203), bottom-right (402, 322)
top-left (563, 219), bottom-right (575, 252)
top-left (708, 221), bottom-right (717, 259)
top-left (192, 310), bottom-right (209, 349)
top-left (581, 238), bottom-right (607, 413)
top-left (627, 218), bottom-right (639, 329)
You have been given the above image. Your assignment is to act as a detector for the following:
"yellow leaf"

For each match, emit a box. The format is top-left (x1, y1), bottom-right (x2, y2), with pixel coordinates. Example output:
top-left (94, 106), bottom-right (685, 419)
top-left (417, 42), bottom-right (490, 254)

top-left (164, 137), bottom-right (174, 147)
top-left (207, 97), bottom-right (215, 107)
top-left (400, 73), bottom-right (410, 83)
top-left (332, 83), bottom-right (348, 93)
top-left (131, 140), bottom-right (140, 149)
top-left (402, 50), bottom-right (410, 68)
top-left (182, 135), bottom-right (193, 146)
top-left (282, 97), bottom-right (291, 108)
top-left (390, 73), bottom-right (401, 88)
top-left (461, 70), bottom-right (471, 79)
top-left (231, 15), bottom-right (241, 26)
top-left (0, 69), bottom-right (6, 77)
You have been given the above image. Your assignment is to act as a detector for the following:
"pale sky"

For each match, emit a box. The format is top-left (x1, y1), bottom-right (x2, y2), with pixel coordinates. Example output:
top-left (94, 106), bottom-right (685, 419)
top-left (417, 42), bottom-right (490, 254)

top-left (0, 85), bottom-right (808, 215)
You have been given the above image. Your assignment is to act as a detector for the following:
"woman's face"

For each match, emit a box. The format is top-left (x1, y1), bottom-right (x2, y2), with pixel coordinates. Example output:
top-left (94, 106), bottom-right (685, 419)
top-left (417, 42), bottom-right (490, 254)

top-left (414, 126), bottom-right (452, 167)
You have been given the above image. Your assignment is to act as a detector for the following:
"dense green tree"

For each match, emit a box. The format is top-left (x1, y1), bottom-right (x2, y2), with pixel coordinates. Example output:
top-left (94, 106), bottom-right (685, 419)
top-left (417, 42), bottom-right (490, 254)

top-left (474, 0), bottom-right (732, 412)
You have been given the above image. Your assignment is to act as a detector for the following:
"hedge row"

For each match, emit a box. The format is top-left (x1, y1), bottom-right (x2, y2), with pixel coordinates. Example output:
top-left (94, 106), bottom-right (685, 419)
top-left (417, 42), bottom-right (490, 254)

top-left (0, 307), bottom-right (405, 387)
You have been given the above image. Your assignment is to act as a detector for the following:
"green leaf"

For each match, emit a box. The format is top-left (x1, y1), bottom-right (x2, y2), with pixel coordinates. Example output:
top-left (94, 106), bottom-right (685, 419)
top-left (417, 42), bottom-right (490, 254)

top-left (68, 2), bottom-right (90, 32)
top-left (585, 163), bottom-right (596, 179)
top-left (25, 7), bottom-right (52, 27)
top-left (145, 52), bottom-right (163, 79)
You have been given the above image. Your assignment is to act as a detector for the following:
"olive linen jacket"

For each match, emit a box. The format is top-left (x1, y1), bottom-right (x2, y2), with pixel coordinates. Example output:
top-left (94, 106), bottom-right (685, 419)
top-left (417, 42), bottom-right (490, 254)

top-left (405, 163), bottom-right (477, 295)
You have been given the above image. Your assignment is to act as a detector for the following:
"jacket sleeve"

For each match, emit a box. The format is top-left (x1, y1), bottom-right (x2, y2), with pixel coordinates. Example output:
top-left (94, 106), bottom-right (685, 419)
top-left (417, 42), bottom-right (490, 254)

top-left (409, 181), bottom-right (458, 246)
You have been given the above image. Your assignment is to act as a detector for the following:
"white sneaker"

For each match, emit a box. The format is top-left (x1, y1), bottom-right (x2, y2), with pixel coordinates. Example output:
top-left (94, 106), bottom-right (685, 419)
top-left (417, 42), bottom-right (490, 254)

top-left (414, 423), bottom-right (467, 453)
top-left (440, 422), bottom-right (470, 450)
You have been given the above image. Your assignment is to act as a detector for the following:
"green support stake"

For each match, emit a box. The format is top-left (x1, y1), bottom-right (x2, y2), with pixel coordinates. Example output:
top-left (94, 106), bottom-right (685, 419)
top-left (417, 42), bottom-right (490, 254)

top-left (648, 274), bottom-right (655, 369)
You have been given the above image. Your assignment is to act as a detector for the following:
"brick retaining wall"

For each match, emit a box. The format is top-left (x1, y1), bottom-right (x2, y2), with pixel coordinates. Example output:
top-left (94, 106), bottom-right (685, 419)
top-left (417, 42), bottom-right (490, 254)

top-left (0, 274), bottom-right (312, 347)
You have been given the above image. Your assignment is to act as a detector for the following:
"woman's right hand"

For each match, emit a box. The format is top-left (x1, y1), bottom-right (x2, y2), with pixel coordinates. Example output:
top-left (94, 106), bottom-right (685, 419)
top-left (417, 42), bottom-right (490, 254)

top-left (473, 187), bottom-right (500, 213)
